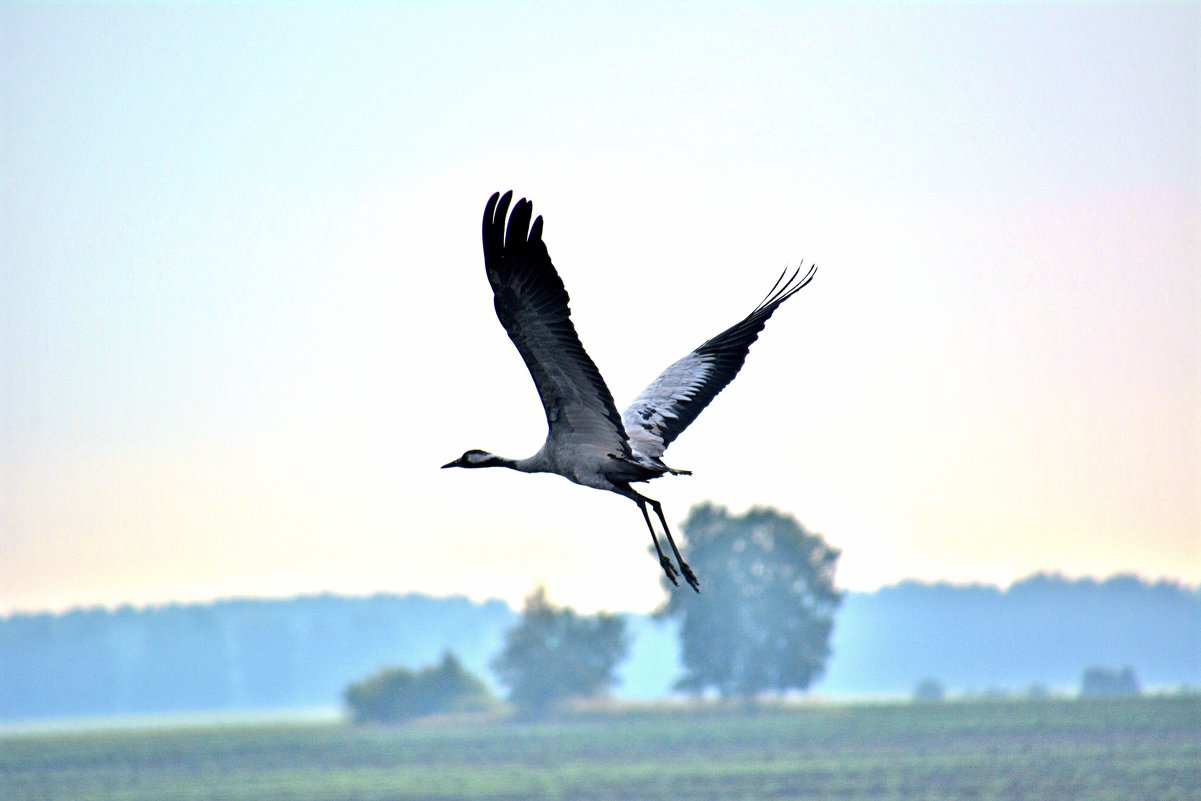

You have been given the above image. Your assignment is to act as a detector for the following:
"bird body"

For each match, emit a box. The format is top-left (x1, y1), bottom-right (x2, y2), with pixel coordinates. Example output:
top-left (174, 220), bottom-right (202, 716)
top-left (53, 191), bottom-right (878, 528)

top-left (443, 191), bottom-right (816, 591)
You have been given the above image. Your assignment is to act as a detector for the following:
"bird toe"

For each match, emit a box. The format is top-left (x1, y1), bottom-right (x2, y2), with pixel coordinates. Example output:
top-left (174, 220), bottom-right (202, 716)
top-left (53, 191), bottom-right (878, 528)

top-left (682, 563), bottom-right (701, 593)
top-left (659, 555), bottom-right (680, 586)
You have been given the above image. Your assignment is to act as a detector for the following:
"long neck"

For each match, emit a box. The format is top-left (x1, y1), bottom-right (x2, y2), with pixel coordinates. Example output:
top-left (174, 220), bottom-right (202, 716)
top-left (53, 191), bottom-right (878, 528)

top-left (477, 452), bottom-right (531, 472)
top-left (513, 451), bottom-right (552, 474)
top-left (469, 453), bottom-right (520, 471)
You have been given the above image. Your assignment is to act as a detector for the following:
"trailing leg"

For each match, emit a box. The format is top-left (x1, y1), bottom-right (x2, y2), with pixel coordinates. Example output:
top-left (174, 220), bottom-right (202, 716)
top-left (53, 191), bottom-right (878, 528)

top-left (637, 499), bottom-right (679, 586)
top-left (649, 499), bottom-right (700, 592)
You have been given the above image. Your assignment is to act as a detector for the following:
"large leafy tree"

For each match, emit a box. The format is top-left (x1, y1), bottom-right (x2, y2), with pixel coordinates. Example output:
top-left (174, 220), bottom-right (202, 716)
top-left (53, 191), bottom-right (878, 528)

top-left (491, 587), bottom-right (629, 716)
top-left (659, 503), bottom-right (842, 698)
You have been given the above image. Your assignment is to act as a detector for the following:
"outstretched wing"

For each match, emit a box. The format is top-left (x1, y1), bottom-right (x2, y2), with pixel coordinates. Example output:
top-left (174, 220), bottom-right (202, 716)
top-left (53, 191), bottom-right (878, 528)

top-left (482, 191), bottom-right (631, 458)
top-left (622, 265), bottom-right (817, 459)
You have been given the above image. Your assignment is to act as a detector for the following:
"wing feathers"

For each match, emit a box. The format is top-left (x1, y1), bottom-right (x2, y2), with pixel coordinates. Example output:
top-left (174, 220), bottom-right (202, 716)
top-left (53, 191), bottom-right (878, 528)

top-left (478, 190), bottom-right (815, 468)
top-left (481, 192), bottom-right (631, 459)
top-left (623, 264), bottom-right (816, 458)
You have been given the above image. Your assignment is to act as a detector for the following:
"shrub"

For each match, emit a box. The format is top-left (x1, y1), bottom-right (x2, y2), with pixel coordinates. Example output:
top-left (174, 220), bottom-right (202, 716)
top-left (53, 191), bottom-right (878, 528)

top-left (345, 652), bottom-right (494, 723)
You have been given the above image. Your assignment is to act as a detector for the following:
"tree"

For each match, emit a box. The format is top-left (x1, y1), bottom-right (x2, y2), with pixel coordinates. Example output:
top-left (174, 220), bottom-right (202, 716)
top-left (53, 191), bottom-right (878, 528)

top-left (491, 587), bottom-right (629, 717)
top-left (345, 652), bottom-right (494, 723)
top-left (659, 503), bottom-right (842, 698)
top-left (913, 677), bottom-right (946, 702)
top-left (1080, 666), bottom-right (1140, 698)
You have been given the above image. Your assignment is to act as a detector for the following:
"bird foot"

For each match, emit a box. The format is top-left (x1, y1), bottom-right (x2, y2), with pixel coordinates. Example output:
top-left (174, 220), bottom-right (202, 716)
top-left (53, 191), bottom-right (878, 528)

top-left (659, 554), bottom-right (680, 586)
top-left (681, 562), bottom-right (701, 593)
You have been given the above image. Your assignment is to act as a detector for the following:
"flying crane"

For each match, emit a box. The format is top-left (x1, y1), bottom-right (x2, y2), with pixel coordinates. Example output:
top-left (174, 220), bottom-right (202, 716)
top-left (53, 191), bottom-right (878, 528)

top-left (442, 191), bottom-right (817, 591)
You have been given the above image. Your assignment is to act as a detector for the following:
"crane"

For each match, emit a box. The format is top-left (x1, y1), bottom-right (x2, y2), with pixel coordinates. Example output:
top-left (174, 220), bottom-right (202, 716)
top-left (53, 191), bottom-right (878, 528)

top-left (442, 191), bottom-right (817, 592)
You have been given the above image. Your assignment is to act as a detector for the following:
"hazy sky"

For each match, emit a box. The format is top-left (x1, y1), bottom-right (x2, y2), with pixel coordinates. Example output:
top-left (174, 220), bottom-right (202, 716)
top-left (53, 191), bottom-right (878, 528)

top-left (2, 4), bottom-right (1198, 615)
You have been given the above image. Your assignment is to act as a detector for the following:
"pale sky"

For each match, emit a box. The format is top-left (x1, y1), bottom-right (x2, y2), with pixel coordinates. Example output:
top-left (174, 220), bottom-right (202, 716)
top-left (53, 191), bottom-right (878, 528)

top-left (2, 4), bottom-right (1198, 615)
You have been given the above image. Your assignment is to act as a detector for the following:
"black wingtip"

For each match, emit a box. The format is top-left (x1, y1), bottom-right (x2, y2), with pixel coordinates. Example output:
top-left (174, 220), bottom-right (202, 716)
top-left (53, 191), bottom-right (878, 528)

top-left (505, 197), bottom-right (534, 252)
top-left (765, 261), bottom-right (818, 309)
top-left (755, 268), bottom-right (791, 311)
top-left (483, 192), bottom-right (518, 269)
top-left (485, 191), bottom-right (513, 224)
top-left (797, 261), bottom-right (818, 287)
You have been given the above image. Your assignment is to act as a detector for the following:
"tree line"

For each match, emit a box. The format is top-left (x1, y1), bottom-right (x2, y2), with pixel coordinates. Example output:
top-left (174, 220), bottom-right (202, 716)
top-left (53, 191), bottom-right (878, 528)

top-left (3, 512), bottom-right (1196, 721)
top-left (0, 593), bottom-right (514, 718)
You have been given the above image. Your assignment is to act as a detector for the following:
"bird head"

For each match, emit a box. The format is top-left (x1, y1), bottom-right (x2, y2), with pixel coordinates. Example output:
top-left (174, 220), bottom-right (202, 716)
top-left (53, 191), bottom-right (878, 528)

top-left (441, 449), bottom-right (506, 469)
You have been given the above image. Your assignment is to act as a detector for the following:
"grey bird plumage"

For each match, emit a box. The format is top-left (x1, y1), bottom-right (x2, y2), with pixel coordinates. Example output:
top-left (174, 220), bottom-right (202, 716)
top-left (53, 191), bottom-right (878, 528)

top-left (442, 191), bottom-right (817, 591)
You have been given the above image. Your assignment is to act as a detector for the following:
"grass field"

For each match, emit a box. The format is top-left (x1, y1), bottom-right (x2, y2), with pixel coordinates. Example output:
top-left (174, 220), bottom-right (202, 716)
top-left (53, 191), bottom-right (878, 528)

top-left (2, 696), bottom-right (1198, 801)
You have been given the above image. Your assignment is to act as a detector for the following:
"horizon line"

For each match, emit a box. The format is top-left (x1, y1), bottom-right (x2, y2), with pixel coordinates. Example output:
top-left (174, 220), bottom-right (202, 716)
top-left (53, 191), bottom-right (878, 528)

top-left (3, 568), bottom-right (1198, 619)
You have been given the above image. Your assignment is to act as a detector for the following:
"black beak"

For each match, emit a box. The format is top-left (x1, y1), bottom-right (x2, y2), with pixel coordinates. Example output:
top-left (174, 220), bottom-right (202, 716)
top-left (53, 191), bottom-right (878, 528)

top-left (441, 460), bottom-right (459, 469)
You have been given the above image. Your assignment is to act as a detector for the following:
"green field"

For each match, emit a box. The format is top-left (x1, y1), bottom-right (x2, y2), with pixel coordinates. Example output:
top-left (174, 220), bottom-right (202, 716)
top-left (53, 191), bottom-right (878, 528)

top-left (2, 696), bottom-right (1198, 801)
